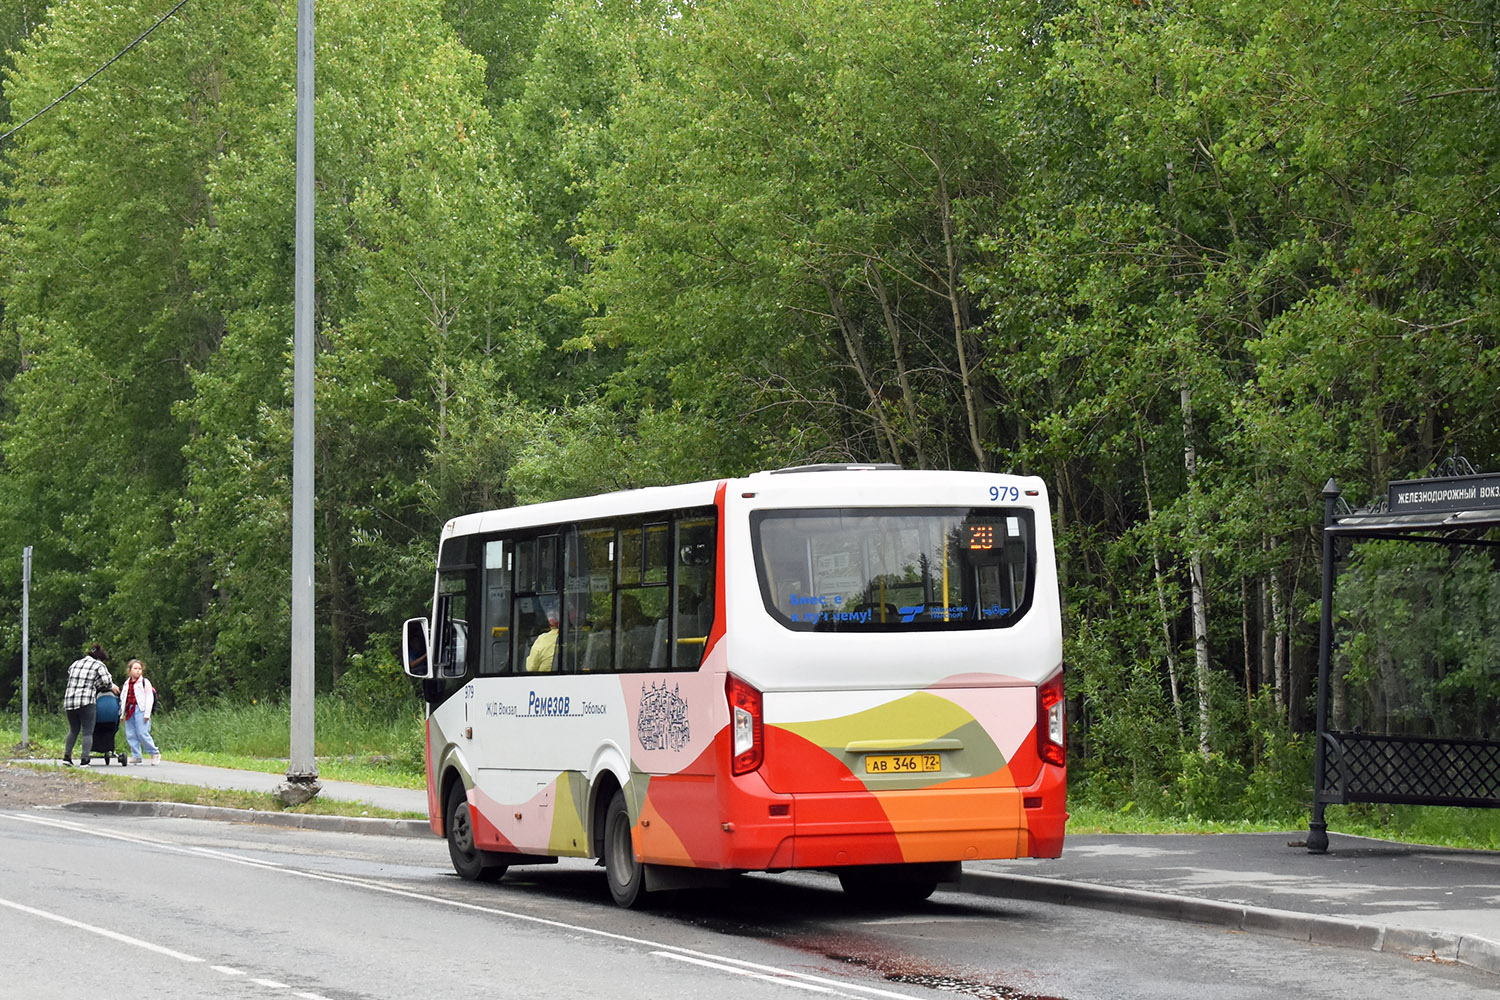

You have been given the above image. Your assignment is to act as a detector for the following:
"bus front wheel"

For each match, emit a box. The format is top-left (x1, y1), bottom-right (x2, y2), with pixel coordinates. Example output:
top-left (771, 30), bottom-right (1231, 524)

top-left (446, 788), bottom-right (507, 883)
top-left (604, 789), bottom-right (649, 908)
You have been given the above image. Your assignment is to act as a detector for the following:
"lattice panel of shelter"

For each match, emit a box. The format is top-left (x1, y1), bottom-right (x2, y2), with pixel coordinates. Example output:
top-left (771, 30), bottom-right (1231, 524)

top-left (1320, 732), bottom-right (1500, 808)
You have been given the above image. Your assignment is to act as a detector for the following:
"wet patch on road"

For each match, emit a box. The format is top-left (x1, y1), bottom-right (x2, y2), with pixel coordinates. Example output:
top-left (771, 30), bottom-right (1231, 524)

top-left (819, 946), bottom-right (1065, 1000)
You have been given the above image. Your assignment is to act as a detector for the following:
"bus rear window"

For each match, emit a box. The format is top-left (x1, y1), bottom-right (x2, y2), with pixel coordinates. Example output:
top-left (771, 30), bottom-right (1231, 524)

top-left (751, 507), bottom-right (1035, 631)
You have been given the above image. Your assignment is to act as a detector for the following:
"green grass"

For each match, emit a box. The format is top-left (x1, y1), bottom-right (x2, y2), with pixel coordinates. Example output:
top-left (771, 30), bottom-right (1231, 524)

top-left (1319, 803), bottom-right (1500, 851)
top-left (1066, 804), bottom-right (1297, 836)
top-left (1069, 801), bottom-right (1500, 851)
top-left (164, 750), bottom-right (426, 789)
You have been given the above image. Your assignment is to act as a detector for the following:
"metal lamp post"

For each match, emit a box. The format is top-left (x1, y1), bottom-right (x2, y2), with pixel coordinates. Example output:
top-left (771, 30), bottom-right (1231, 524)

top-left (280, 0), bottom-right (320, 804)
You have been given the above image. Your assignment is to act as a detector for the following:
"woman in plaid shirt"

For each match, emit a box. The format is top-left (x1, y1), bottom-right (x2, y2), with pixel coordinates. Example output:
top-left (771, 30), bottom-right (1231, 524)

top-left (62, 643), bottom-right (119, 766)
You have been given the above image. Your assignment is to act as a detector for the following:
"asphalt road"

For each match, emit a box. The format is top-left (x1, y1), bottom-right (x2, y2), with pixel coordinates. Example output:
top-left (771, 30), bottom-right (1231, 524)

top-left (1, 809), bottom-right (1494, 1000)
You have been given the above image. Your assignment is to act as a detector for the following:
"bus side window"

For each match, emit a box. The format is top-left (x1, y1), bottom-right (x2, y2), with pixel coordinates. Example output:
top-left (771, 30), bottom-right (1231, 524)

top-left (557, 530), bottom-right (590, 674)
top-left (580, 527), bottom-right (615, 672)
top-left (556, 527), bottom-right (614, 673)
top-left (674, 518), bottom-right (716, 669)
top-left (617, 522), bottom-right (670, 671)
top-left (617, 588), bottom-right (669, 671)
top-left (481, 539), bottom-right (512, 675)
top-left (514, 533), bottom-right (564, 673)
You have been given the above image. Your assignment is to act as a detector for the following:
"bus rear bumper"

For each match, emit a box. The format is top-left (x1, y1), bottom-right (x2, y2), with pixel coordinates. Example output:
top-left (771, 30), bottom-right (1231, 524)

top-left (710, 773), bottom-right (1067, 871)
top-left (790, 786), bottom-right (1023, 868)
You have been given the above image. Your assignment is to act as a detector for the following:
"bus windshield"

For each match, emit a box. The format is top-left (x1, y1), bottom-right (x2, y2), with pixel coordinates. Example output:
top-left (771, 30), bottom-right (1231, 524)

top-left (752, 506), bottom-right (1035, 631)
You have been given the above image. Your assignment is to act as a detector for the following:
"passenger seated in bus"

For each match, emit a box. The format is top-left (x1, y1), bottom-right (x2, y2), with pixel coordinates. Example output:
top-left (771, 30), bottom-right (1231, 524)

top-left (526, 608), bottom-right (559, 672)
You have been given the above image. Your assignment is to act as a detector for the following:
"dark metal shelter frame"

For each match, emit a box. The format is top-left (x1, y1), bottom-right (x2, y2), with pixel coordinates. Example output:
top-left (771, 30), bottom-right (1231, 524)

top-left (1307, 465), bottom-right (1500, 853)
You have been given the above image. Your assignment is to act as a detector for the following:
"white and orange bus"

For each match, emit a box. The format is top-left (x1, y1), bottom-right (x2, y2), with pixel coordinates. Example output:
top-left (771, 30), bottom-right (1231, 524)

top-left (401, 464), bottom-right (1066, 906)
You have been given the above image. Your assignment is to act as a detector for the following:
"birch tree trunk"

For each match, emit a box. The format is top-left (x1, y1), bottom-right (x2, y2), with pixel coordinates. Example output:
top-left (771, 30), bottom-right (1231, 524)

top-left (864, 261), bottom-right (928, 469)
top-left (826, 283), bottom-right (904, 461)
top-left (1139, 426), bottom-right (1183, 732)
top-left (1270, 566), bottom-right (1287, 716)
top-left (1182, 382), bottom-right (1212, 756)
top-left (934, 164), bottom-right (987, 471)
top-left (1259, 549), bottom-right (1274, 712)
top-left (1242, 576), bottom-right (1254, 706)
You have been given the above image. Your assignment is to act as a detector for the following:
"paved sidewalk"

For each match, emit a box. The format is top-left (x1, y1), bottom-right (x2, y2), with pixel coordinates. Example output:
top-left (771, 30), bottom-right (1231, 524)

top-left (55, 756), bottom-right (429, 816)
top-left (966, 832), bottom-right (1500, 976)
top-left (37, 758), bottom-right (1500, 976)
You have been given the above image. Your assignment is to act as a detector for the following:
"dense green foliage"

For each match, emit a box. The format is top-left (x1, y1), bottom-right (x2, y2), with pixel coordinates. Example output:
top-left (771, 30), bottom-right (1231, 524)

top-left (2, 0), bottom-right (1497, 818)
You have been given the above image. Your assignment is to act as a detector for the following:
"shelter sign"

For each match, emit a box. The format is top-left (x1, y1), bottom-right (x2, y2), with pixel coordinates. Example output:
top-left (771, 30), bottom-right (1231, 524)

top-left (1387, 473), bottom-right (1500, 514)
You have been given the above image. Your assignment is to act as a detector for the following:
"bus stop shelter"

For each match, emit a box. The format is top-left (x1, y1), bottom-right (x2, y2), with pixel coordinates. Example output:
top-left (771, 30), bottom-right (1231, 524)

top-left (1307, 468), bottom-right (1500, 853)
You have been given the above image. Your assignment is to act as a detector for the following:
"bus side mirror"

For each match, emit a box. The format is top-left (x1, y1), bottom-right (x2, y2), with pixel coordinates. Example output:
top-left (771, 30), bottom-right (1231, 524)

top-left (402, 617), bottom-right (432, 679)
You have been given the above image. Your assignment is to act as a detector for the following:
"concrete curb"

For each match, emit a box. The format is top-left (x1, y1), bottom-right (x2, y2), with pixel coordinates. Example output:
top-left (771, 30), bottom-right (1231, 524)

top-left (61, 799), bottom-right (436, 839)
top-left (961, 870), bottom-right (1500, 978)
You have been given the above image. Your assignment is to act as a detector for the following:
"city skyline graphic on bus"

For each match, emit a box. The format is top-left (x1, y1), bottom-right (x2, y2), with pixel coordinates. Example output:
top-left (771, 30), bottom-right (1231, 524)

top-left (638, 679), bottom-right (691, 751)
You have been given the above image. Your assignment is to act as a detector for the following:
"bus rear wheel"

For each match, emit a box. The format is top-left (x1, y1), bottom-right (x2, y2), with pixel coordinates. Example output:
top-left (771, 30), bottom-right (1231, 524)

top-left (604, 789), bottom-right (649, 908)
top-left (446, 788), bottom-right (507, 883)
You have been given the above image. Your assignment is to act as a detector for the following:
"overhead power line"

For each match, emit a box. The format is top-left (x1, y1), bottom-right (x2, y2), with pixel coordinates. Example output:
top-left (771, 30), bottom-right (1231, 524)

top-left (0, 0), bottom-right (192, 146)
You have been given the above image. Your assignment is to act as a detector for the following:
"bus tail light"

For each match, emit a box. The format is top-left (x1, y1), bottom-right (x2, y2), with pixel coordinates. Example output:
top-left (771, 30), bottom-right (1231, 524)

top-left (727, 674), bottom-right (764, 775)
top-left (1037, 670), bottom-right (1066, 768)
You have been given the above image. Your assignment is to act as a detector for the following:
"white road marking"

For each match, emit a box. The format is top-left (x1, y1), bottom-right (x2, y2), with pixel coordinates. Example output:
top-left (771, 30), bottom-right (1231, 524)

top-left (0, 811), bottom-right (925, 1000)
top-left (652, 951), bottom-right (838, 993)
top-left (4, 811), bottom-right (285, 868)
top-left (0, 896), bottom-right (204, 963)
top-left (1, 877), bottom-right (334, 998)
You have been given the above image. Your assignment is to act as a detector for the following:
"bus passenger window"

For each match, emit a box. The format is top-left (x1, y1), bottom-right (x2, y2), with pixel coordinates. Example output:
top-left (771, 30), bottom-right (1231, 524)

top-left (619, 523), bottom-right (669, 587)
top-left (515, 538), bottom-right (537, 592)
top-left (537, 535), bottom-right (560, 593)
top-left (674, 518), bottom-right (716, 669)
top-left (643, 523), bottom-right (669, 585)
top-left (575, 528), bottom-right (615, 672)
top-left (557, 531), bottom-right (593, 674)
top-left (481, 540), bottom-right (511, 675)
top-left (614, 521), bottom-right (670, 671)
top-left (616, 586), bottom-right (669, 672)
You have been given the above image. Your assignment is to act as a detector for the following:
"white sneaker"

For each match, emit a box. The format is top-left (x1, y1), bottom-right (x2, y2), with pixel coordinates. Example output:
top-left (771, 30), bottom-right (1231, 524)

top-left (150, 753), bottom-right (161, 765)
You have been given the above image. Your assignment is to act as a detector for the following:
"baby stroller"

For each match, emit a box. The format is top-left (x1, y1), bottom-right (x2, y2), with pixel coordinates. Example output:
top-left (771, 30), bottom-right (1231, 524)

top-left (90, 691), bottom-right (130, 766)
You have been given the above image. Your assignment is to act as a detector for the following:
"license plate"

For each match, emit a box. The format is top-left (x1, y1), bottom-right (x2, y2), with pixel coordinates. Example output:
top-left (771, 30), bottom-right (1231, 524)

top-left (864, 753), bottom-right (941, 774)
